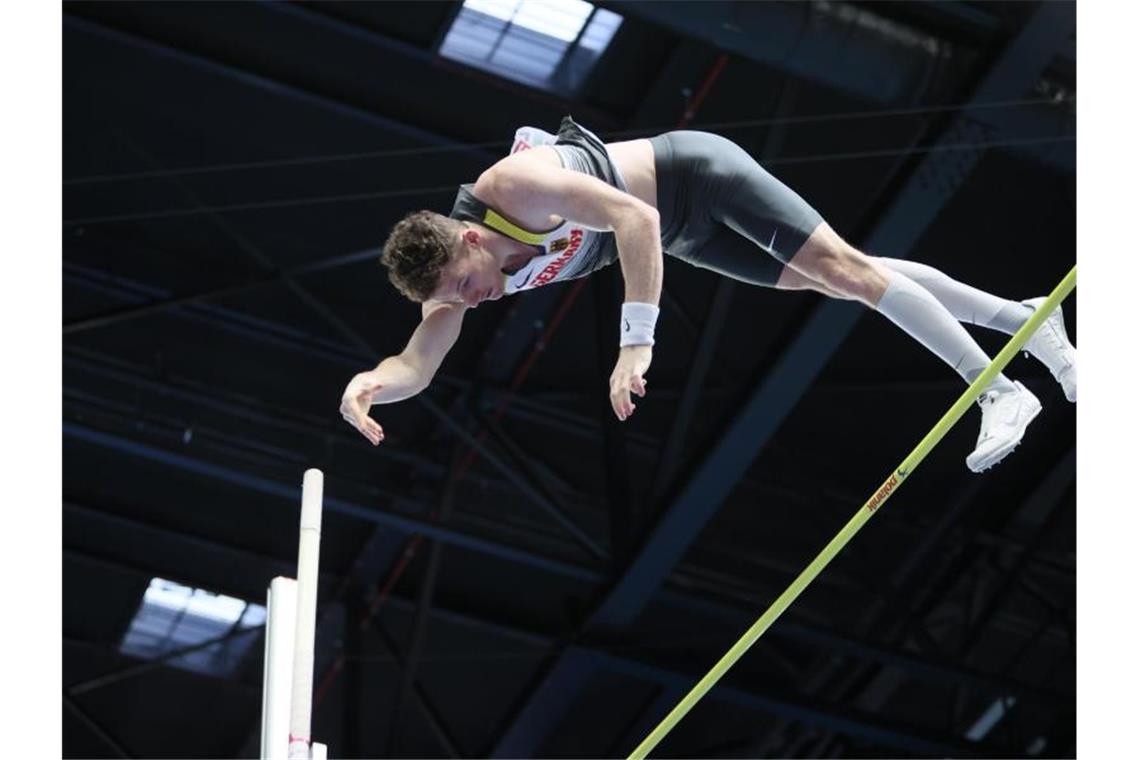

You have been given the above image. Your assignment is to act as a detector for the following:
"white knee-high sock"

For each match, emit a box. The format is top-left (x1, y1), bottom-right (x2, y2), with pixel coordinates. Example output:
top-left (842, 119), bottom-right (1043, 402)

top-left (876, 271), bottom-right (1017, 393)
top-left (878, 258), bottom-right (1033, 335)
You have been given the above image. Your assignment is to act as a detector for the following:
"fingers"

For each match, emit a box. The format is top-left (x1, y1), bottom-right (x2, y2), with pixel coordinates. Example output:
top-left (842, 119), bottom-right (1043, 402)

top-left (355, 413), bottom-right (384, 445)
top-left (633, 375), bottom-right (647, 398)
top-left (340, 397), bottom-right (385, 446)
top-left (611, 387), bottom-right (634, 421)
top-left (610, 375), bottom-right (648, 421)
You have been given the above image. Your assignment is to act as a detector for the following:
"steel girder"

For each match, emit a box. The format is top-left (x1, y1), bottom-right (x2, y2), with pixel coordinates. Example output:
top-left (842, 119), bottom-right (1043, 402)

top-left (62, 268), bottom-right (652, 455)
top-left (63, 423), bottom-right (1069, 710)
top-left (384, 443), bottom-right (462, 756)
top-left (836, 447), bottom-right (1075, 755)
top-left (65, 260), bottom-right (606, 557)
top-left (611, 1), bottom-right (1072, 173)
top-left (63, 248), bottom-right (380, 335)
top-left (64, 421), bottom-right (600, 582)
top-left (63, 13), bottom-right (499, 165)
top-left (63, 692), bottom-right (131, 759)
top-left (67, 543), bottom-right (1023, 760)
top-left (611, 1), bottom-right (940, 105)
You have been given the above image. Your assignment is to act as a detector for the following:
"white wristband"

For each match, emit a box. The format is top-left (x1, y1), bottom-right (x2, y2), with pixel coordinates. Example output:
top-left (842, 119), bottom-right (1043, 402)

top-left (620, 302), bottom-right (659, 347)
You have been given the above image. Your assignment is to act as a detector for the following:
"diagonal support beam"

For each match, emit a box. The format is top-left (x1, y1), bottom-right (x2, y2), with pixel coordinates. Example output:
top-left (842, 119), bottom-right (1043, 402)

top-left (385, 443), bottom-right (462, 756)
top-left (65, 411), bottom-right (1071, 708)
top-left (63, 247), bottom-right (380, 335)
top-left (67, 626), bottom-right (261, 697)
top-left (68, 544), bottom-right (1020, 760)
top-left (64, 692), bottom-right (133, 759)
top-left (490, 3), bottom-right (1075, 754)
top-left (584, 648), bottom-right (1002, 758)
top-left (63, 13), bottom-right (498, 164)
top-left (65, 257), bottom-right (604, 556)
top-left (64, 421), bottom-right (602, 583)
top-left (648, 278), bottom-right (734, 507)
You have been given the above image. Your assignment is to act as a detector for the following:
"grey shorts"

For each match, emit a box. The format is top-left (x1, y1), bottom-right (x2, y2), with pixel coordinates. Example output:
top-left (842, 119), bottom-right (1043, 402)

top-left (648, 130), bottom-right (824, 287)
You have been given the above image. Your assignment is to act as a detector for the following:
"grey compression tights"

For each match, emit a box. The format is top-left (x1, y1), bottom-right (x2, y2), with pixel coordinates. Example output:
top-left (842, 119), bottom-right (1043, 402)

top-left (873, 266), bottom-right (1021, 393)
top-left (878, 258), bottom-right (1034, 335)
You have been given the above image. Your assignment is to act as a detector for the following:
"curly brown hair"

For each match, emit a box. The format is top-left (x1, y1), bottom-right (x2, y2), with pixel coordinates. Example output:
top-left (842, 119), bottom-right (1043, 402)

top-left (380, 211), bottom-right (462, 302)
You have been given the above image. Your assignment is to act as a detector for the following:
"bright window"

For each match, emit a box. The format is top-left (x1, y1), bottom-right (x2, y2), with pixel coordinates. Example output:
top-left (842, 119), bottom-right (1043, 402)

top-left (120, 577), bottom-right (266, 677)
top-left (440, 0), bottom-right (623, 94)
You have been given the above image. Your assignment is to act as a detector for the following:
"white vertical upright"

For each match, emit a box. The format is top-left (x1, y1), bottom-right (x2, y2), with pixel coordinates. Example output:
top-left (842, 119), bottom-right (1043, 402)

top-left (288, 468), bottom-right (324, 760)
top-left (260, 577), bottom-right (298, 760)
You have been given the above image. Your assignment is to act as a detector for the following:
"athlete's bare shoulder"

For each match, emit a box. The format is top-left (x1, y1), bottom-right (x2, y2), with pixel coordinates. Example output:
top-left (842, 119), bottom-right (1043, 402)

top-left (474, 147), bottom-right (570, 230)
top-left (476, 145), bottom-right (562, 193)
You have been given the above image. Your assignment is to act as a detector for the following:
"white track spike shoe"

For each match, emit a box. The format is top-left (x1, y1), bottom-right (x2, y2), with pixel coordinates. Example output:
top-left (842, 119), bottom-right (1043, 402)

top-left (966, 381), bottom-right (1042, 473)
top-left (1020, 297), bottom-right (1076, 402)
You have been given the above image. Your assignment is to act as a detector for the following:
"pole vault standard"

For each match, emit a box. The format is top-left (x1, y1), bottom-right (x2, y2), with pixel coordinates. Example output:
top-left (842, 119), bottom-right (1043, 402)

top-left (261, 469), bottom-right (329, 760)
top-left (629, 267), bottom-right (1077, 759)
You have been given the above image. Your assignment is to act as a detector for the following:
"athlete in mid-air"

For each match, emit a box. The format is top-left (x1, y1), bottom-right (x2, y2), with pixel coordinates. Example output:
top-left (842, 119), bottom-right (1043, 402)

top-left (339, 118), bottom-right (1075, 472)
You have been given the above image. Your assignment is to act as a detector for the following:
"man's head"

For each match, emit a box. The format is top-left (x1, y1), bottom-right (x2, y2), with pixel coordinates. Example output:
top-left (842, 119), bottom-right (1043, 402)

top-left (380, 211), bottom-right (460, 302)
top-left (380, 211), bottom-right (506, 306)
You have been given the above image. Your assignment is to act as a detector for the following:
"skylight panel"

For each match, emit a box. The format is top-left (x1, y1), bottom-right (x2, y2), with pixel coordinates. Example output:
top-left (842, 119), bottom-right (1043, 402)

top-left (462, 0), bottom-right (521, 23)
top-left (512, 0), bottom-right (593, 42)
top-left (440, 0), bottom-right (623, 95)
top-left (120, 577), bottom-right (265, 678)
top-left (577, 7), bottom-right (622, 53)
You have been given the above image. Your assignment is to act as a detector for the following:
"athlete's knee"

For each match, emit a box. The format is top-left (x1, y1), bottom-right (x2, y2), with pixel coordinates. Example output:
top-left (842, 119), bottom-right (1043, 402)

top-left (775, 266), bottom-right (815, 292)
top-left (809, 244), bottom-right (882, 300)
top-left (789, 225), bottom-right (887, 303)
top-left (777, 267), bottom-right (844, 299)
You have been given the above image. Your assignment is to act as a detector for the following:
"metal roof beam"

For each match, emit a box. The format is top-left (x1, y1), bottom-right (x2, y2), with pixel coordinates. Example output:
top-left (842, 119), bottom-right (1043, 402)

top-left (63, 692), bottom-right (132, 759)
top-left (65, 262), bottom-right (606, 557)
top-left (63, 13), bottom-right (498, 163)
top-left (63, 431), bottom-right (1068, 708)
top-left (613, 2), bottom-right (1072, 173)
top-left (63, 268), bottom-right (647, 452)
top-left (66, 545), bottom-right (1017, 759)
top-left (64, 420), bottom-right (602, 583)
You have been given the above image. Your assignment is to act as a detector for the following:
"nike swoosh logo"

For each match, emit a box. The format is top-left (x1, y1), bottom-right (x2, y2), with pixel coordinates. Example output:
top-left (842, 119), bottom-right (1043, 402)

top-left (515, 265), bottom-right (537, 288)
top-left (623, 319), bottom-right (631, 332)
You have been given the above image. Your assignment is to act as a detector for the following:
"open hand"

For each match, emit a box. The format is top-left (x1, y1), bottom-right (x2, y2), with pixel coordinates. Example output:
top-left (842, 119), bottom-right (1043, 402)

top-left (340, 372), bottom-right (385, 445)
top-left (610, 345), bottom-right (652, 421)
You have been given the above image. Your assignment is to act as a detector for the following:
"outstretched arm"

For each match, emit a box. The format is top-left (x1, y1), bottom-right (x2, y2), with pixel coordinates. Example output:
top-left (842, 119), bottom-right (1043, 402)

top-left (478, 155), bottom-right (661, 421)
top-left (340, 300), bottom-right (467, 445)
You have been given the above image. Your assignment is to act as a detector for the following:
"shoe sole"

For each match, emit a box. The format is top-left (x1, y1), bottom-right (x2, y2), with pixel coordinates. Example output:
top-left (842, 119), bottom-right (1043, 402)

top-left (966, 395), bottom-right (1043, 473)
top-left (1059, 369), bottom-right (1076, 402)
top-left (1023, 297), bottom-right (1077, 403)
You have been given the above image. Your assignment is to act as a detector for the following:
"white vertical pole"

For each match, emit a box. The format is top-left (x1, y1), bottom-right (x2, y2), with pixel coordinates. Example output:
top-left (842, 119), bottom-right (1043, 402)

top-left (261, 577), bottom-right (298, 760)
top-left (288, 469), bottom-right (324, 760)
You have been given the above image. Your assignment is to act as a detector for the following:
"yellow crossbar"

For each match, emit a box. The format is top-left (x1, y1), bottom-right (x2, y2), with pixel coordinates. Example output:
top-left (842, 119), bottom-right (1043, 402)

top-left (628, 266), bottom-right (1077, 759)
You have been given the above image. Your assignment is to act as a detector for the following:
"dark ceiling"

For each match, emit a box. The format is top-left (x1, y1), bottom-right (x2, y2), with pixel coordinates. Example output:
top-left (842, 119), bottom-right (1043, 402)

top-left (62, 2), bottom-right (1076, 758)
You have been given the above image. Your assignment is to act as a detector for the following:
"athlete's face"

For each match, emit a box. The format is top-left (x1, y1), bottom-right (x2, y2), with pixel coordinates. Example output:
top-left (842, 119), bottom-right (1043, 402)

top-left (431, 229), bottom-right (506, 308)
